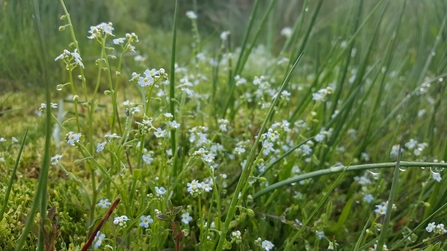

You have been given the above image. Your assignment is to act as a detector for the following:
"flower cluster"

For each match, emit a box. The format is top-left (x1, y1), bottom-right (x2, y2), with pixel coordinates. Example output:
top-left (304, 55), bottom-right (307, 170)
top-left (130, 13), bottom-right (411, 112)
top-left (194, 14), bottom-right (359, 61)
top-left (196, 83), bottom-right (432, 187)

top-left (136, 118), bottom-right (155, 134)
top-left (187, 178), bottom-right (213, 196)
top-left (50, 154), bottom-right (63, 166)
top-left (113, 32), bottom-right (139, 52)
top-left (259, 128), bottom-right (280, 155)
top-left (234, 75), bottom-right (247, 86)
top-left (123, 100), bottom-right (141, 116)
top-left (312, 87), bottom-right (333, 102)
top-left (231, 230), bottom-right (242, 244)
top-left (426, 222), bottom-right (447, 234)
top-left (189, 126), bottom-right (211, 146)
top-left (299, 141), bottom-right (314, 156)
top-left (87, 22), bottom-right (114, 40)
top-left (113, 215), bottom-right (130, 227)
top-left (218, 119), bottom-right (230, 132)
top-left (130, 68), bottom-right (168, 88)
top-left (374, 201), bottom-right (396, 215)
top-left (55, 49), bottom-right (84, 69)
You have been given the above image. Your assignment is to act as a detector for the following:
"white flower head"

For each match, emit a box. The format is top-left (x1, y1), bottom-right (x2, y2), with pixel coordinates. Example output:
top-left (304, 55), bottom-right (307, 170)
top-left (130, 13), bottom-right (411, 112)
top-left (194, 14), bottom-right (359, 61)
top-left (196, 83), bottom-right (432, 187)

top-left (220, 31), bottom-right (230, 41)
top-left (154, 128), bottom-right (167, 138)
top-left (140, 215), bottom-right (153, 228)
top-left (261, 240), bottom-right (275, 251)
top-left (66, 132), bottom-right (82, 146)
top-left (281, 27), bottom-right (293, 38)
top-left (186, 11), bottom-right (197, 19)
top-left (181, 212), bottom-right (193, 224)
top-left (51, 154), bottom-right (63, 166)
top-left (93, 231), bottom-right (105, 249)
top-left (97, 199), bottom-right (111, 209)
top-left (142, 153), bottom-right (154, 165)
top-left (155, 186), bottom-right (166, 196)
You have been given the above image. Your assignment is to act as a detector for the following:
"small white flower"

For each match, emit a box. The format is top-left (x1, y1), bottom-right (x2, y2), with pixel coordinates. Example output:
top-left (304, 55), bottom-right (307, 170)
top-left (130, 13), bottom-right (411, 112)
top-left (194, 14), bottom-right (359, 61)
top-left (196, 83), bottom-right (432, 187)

top-left (155, 186), bottom-right (166, 196)
top-left (186, 11), bottom-right (197, 19)
top-left (181, 212), bottom-right (193, 224)
top-left (234, 146), bottom-right (246, 155)
top-left (113, 215), bottom-right (129, 227)
top-left (261, 240), bottom-right (274, 251)
top-left (105, 133), bottom-right (121, 140)
top-left (220, 31), bottom-right (230, 41)
top-left (138, 75), bottom-right (154, 87)
top-left (262, 141), bottom-right (275, 155)
top-left (97, 199), bottom-right (111, 209)
top-left (169, 120), bottom-right (181, 129)
top-left (315, 230), bottom-right (325, 239)
top-left (363, 194), bottom-right (374, 203)
top-left (113, 37), bottom-right (126, 45)
top-left (66, 132), bottom-right (82, 146)
top-left (187, 179), bottom-right (202, 195)
top-left (426, 222), bottom-right (436, 232)
top-left (154, 128), bottom-right (167, 138)
top-left (202, 181), bottom-right (213, 192)
top-left (315, 133), bottom-right (325, 142)
top-left (140, 215), bottom-right (153, 228)
top-left (203, 153), bottom-right (215, 163)
top-left (432, 172), bottom-right (442, 182)
top-left (93, 231), bottom-right (105, 249)
top-left (142, 153), bottom-right (154, 165)
top-left (71, 49), bottom-right (84, 68)
top-left (96, 141), bottom-right (107, 153)
top-left (301, 144), bottom-right (312, 155)
top-left (280, 27), bottom-right (293, 38)
top-left (50, 154), bottom-right (63, 166)
top-left (374, 203), bottom-right (387, 215)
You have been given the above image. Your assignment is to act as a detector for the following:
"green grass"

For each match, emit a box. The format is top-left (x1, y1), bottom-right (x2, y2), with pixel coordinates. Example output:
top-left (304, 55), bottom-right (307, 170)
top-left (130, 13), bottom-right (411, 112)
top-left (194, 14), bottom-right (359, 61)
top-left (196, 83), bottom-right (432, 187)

top-left (2, 0), bottom-right (447, 250)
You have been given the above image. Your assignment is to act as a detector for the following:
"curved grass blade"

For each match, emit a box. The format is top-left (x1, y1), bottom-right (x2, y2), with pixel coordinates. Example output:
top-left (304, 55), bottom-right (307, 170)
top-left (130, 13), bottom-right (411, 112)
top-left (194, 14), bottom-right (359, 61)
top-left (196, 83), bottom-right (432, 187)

top-left (253, 161), bottom-right (447, 200)
top-left (16, 0), bottom-right (52, 249)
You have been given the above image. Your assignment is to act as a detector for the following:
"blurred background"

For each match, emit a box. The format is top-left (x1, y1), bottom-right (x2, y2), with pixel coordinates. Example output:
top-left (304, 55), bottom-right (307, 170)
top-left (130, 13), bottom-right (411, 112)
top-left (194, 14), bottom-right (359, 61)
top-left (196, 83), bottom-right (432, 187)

top-left (1, 0), bottom-right (446, 91)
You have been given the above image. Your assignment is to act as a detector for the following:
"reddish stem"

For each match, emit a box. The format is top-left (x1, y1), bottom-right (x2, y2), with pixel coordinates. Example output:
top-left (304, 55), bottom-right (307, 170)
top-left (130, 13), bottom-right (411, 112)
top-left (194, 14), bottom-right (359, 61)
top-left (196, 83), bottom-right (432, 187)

top-left (81, 197), bottom-right (120, 251)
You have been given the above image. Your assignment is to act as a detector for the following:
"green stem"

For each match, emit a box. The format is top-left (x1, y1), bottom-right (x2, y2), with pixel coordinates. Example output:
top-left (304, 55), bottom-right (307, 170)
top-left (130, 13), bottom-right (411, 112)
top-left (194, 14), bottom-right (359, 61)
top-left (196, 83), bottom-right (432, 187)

top-left (376, 146), bottom-right (401, 251)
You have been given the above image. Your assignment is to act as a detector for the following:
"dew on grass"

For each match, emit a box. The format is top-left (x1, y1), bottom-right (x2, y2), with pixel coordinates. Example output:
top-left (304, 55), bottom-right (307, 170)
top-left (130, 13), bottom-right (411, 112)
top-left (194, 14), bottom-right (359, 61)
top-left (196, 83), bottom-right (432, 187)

top-left (368, 169), bottom-right (380, 178)
top-left (430, 166), bottom-right (444, 174)
top-left (399, 166), bottom-right (407, 172)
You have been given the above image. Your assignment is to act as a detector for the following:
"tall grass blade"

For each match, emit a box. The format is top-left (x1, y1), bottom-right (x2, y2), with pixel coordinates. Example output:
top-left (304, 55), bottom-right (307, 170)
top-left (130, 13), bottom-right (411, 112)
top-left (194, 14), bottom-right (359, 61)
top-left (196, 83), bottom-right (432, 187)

top-left (16, 0), bottom-right (53, 249)
top-left (376, 145), bottom-right (401, 251)
top-left (0, 130), bottom-right (27, 222)
top-left (170, 0), bottom-right (179, 177)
